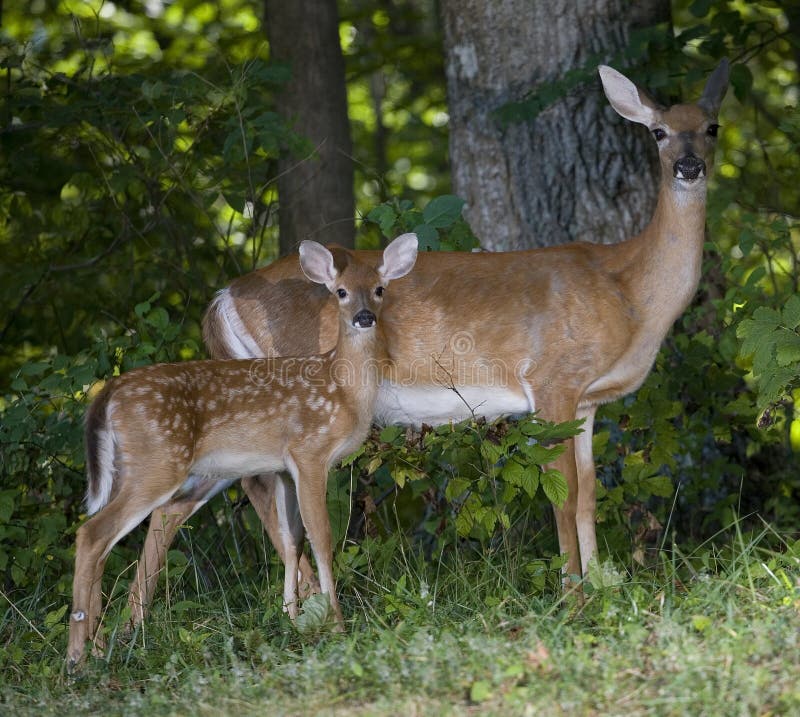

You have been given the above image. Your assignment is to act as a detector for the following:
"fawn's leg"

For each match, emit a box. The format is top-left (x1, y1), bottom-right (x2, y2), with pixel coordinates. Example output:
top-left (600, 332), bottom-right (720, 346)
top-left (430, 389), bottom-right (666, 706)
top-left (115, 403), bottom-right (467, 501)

top-left (127, 496), bottom-right (208, 627)
top-left (287, 456), bottom-right (344, 629)
top-left (69, 486), bottom-right (172, 668)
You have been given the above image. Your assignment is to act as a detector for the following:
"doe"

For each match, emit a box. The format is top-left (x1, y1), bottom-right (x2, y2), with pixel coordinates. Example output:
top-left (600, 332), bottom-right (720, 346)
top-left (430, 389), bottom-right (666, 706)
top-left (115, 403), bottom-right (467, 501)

top-left (67, 233), bottom-right (418, 668)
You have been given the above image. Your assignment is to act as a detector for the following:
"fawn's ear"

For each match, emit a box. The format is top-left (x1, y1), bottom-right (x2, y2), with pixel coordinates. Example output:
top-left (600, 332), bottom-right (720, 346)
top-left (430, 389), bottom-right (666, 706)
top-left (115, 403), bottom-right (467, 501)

top-left (599, 65), bottom-right (660, 128)
top-left (299, 241), bottom-right (339, 288)
top-left (378, 233), bottom-right (418, 282)
top-left (698, 58), bottom-right (729, 115)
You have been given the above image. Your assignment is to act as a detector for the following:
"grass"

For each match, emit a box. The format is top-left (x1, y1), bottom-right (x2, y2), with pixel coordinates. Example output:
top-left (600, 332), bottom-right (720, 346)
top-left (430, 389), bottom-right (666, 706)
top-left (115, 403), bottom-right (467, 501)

top-left (1, 523), bottom-right (799, 716)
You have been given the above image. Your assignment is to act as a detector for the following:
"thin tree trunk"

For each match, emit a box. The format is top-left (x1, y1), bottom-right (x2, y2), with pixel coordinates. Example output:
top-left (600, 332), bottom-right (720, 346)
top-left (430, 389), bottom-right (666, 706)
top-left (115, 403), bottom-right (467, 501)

top-left (441, 0), bottom-right (670, 250)
top-left (264, 0), bottom-right (355, 254)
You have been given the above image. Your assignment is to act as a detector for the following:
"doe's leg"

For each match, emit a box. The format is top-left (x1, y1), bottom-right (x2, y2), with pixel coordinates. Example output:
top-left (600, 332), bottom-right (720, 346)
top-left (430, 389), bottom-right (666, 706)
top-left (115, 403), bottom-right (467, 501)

top-left (242, 474), bottom-right (321, 599)
top-left (273, 474), bottom-right (306, 618)
top-left (574, 405), bottom-right (599, 575)
top-left (539, 389), bottom-right (582, 582)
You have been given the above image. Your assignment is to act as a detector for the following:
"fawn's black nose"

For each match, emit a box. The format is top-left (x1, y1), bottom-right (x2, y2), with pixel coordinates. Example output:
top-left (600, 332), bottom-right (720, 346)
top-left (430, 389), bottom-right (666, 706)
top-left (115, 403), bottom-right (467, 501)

top-left (673, 155), bottom-right (706, 181)
top-left (352, 310), bottom-right (376, 329)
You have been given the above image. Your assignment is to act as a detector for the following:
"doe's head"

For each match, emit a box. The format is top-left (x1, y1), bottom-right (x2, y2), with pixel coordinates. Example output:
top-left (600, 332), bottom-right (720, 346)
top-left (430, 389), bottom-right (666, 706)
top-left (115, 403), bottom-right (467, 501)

top-left (299, 233), bottom-right (418, 331)
top-left (598, 60), bottom-right (729, 188)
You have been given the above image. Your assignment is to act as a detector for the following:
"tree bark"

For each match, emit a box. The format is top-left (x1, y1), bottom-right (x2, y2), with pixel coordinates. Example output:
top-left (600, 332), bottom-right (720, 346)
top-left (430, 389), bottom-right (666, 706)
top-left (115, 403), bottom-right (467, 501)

top-left (264, 0), bottom-right (355, 254)
top-left (441, 0), bottom-right (670, 250)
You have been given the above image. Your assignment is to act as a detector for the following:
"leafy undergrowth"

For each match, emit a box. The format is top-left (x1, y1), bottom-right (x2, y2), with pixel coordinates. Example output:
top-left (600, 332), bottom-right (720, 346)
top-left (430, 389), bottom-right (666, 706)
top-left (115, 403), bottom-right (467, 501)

top-left (1, 527), bottom-right (798, 717)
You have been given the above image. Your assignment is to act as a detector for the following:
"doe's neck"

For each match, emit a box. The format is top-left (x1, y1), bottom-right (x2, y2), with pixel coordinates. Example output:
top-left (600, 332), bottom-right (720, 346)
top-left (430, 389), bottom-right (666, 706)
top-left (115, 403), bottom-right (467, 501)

top-left (621, 176), bottom-right (709, 324)
top-left (651, 177), bottom-right (708, 236)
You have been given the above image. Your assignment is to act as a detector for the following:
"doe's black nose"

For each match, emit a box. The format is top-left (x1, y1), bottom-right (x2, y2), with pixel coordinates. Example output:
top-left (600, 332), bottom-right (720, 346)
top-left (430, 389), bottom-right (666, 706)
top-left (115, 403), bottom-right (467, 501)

top-left (673, 155), bottom-right (706, 181)
top-left (353, 309), bottom-right (376, 328)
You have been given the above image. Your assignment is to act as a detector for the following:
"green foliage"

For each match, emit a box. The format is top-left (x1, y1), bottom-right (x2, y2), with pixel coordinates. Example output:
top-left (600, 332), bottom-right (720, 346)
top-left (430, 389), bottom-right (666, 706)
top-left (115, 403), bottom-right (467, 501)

top-left (0, 296), bottom-right (191, 596)
top-left (737, 296), bottom-right (800, 410)
top-left (341, 1), bottom-right (451, 212)
top-left (0, 1), bottom-right (299, 388)
top-left (330, 415), bottom-right (581, 553)
top-left (366, 194), bottom-right (480, 250)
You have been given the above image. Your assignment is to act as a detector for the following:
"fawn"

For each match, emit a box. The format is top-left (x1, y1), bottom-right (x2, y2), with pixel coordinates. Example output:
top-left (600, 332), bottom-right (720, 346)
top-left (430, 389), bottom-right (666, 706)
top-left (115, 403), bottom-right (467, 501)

top-left (67, 233), bottom-right (418, 668)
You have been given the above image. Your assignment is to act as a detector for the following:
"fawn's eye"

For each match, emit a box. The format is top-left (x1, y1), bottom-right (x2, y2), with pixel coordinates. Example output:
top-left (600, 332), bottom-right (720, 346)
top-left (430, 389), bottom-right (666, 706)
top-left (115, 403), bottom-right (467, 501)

top-left (336, 288), bottom-right (347, 299)
top-left (707, 124), bottom-right (719, 137)
top-left (652, 128), bottom-right (667, 141)
top-left (375, 286), bottom-right (385, 297)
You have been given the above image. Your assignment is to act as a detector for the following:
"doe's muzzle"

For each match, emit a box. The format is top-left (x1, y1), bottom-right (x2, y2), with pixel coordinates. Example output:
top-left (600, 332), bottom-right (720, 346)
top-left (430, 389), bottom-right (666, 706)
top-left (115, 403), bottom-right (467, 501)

top-left (673, 155), bottom-right (706, 181)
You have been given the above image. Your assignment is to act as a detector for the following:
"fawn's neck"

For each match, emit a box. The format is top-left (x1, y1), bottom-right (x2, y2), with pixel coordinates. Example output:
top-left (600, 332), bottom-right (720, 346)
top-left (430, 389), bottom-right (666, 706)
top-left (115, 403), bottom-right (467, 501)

top-left (330, 318), bottom-right (384, 405)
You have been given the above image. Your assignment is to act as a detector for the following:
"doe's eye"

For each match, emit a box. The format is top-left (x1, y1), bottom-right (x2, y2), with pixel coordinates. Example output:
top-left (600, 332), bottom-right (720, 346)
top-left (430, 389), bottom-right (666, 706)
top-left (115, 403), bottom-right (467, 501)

top-left (375, 286), bottom-right (385, 297)
top-left (707, 123), bottom-right (720, 137)
top-left (652, 128), bottom-right (667, 141)
top-left (336, 288), bottom-right (347, 299)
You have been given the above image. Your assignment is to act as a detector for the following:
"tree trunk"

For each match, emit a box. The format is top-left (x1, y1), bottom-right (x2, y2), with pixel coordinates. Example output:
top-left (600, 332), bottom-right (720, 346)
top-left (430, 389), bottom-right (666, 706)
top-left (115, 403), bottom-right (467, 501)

top-left (440, 0), bottom-right (670, 250)
top-left (264, 0), bottom-right (355, 254)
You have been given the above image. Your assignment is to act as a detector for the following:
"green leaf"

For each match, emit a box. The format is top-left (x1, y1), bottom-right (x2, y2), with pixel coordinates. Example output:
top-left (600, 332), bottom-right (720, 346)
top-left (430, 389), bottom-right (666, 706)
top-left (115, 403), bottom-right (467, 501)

top-left (145, 306), bottom-right (170, 331)
top-left (480, 441), bottom-right (503, 466)
top-left (295, 593), bottom-right (333, 635)
top-left (367, 204), bottom-right (398, 238)
top-left (10, 377), bottom-right (27, 392)
top-left (737, 306), bottom-right (780, 358)
top-left (738, 227), bottom-right (756, 257)
top-left (422, 195), bottom-right (464, 229)
top-left (751, 337), bottom-right (776, 376)
top-left (688, 0), bottom-right (711, 18)
top-left (44, 604), bottom-right (68, 630)
top-left (171, 600), bottom-right (203, 615)
top-left (520, 417), bottom-right (585, 441)
top-left (730, 63), bottom-right (753, 103)
top-left (541, 469), bottom-right (568, 507)
top-left (412, 223), bottom-right (439, 250)
top-left (757, 366), bottom-right (796, 409)
top-left (783, 295), bottom-right (800, 330)
top-left (341, 444), bottom-right (366, 467)
top-left (379, 425), bottom-right (405, 444)
top-left (502, 460), bottom-right (539, 498)
top-left (643, 474), bottom-right (673, 498)
top-left (775, 331), bottom-right (800, 368)
top-left (445, 477), bottom-right (471, 500)
top-left (586, 558), bottom-right (625, 590)
top-left (519, 441), bottom-right (565, 465)
top-left (19, 361), bottom-right (51, 376)
top-left (0, 491), bottom-right (17, 523)
top-left (470, 680), bottom-right (492, 703)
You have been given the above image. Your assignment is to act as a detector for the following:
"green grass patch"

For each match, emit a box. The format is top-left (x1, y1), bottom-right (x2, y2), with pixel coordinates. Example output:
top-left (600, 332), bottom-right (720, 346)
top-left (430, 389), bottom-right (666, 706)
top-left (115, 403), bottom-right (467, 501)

top-left (1, 527), bottom-right (798, 716)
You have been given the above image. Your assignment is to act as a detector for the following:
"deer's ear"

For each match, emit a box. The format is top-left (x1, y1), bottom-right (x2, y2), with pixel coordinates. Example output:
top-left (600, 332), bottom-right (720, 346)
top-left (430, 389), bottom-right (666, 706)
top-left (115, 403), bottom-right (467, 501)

top-left (299, 241), bottom-right (339, 288)
top-left (379, 233), bottom-right (418, 282)
top-left (698, 58), bottom-right (729, 115)
top-left (599, 65), bottom-right (660, 127)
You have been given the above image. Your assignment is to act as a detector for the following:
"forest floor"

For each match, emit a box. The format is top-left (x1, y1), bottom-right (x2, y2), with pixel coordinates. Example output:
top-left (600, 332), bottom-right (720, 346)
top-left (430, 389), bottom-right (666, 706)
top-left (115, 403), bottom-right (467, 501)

top-left (2, 531), bottom-right (799, 717)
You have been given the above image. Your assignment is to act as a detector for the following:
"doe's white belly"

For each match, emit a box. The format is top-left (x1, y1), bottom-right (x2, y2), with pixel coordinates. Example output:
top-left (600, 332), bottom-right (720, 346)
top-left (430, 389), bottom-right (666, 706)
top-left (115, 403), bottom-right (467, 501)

top-left (375, 382), bottom-right (531, 428)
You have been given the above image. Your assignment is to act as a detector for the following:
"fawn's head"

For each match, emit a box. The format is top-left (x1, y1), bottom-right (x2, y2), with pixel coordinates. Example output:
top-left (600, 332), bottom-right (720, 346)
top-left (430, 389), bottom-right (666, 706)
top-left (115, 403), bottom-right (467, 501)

top-left (599, 60), bottom-right (729, 191)
top-left (299, 233), bottom-right (418, 333)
